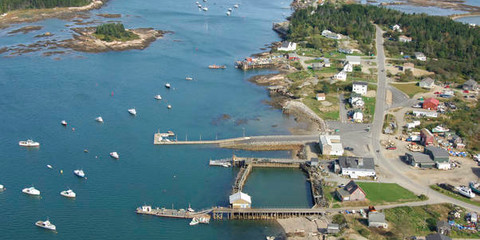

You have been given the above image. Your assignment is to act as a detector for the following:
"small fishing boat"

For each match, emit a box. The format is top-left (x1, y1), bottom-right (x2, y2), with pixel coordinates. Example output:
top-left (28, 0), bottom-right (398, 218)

top-left (19, 139), bottom-right (40, 147)
top-left (228, 8), bottom-right (232, 11)
top-left (202, 7), bottom-right (208, 11)
top-left (470, 181), bottom-right (480, 195)
top-left (35, 219), bottom-right (56, 231)
top-left (189, 218), bottom-right (199, 226)
top-left (0, 184), bottom-right (5, 191)
top-left (47, 165), bottom-right (53, 169)
top-left (208, 64), bottom-right (226, 69)
top-left (154, 95), bottom-right (162, 100)
top-left (198, 216), bottom-right (210, 224)
top-left (95, 116), bottom-right (104, 123)
top-left (165, 83), bottom-right (171, 89)
top-left (234, 4), bottom-right (239, 8)
top-left (185, 77), bottom-right (193, 81)
top-left (167, 104), bottom-right (172, 109)
top-left (110, 152), bottom-right (119, 159)
top-left (74, 169), bottom-right (85, 178)
top-left (60, 189), bottom-right (76, 198)
top-left (22, 186), bottom-right (40, 196)
top-left (61, 120), bottom-right (67, 126)
top-left (226, 11), bottom-right (231, 16)
top-left (187, 204), bottom-right (195, 213)
top-left (128, 108), bottom-right (137, 116)
top-left (457, 185), bottom-right (475, 198)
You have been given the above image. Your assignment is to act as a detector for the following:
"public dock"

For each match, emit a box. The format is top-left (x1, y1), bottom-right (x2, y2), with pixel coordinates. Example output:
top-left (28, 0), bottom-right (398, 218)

top-left (136, 205), bottom-right (211, 219)
top-left (211, 207), bottom-right (326, 220)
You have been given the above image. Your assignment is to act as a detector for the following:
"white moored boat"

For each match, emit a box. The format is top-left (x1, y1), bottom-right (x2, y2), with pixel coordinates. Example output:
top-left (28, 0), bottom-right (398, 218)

top-left (95, 116), bottom-right (104, 123)
top-left (19, 139), bottom-right (40, 147)
top-left (0, 184), bottom-right (5, 191)
top-left (74, 169), bottom-right (85, 178)
top-left (128, 108), bottom-right (137, 116)
top-left (202, 7), bottom-right (208, 11)
top-left (165, 83), bottom-right (171, 89)
top-left (110, 152), bottom-right (119, 159)
top-left (226, 11), bottom-right (231, 16)
top-left (154, 95), bottom-right (162, 100)
top-left (22, 187), bottom-right (40, 196)
top-left (61, 120), bottom-right (67, 126)
top-left (60, 189), bottom-right (76, 198)
top-left (457, 185), bottom-right (476, 198)
top-left (185, 77), bottom-right (193, 81)
top-left (35, 219), bottom-right (56, 231)
top-left (189, 218), bottom-right (199, 226)
top-left (167, 104), bottom-right (172, 109)
top-left (234, 4), bottom-right (239, 8)
top-left (47, 165), bottom-right (53, 169)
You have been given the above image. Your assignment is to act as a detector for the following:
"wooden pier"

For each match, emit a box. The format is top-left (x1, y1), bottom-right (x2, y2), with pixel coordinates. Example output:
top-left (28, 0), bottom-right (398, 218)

top-left (211, 207), bottom-right (325, 220)
top-left (136, 206), bottom-right (211, 219)
top-left (232, 164), bottom-right (252, 193)
top-left (154, 133), bottom-right (249, 145)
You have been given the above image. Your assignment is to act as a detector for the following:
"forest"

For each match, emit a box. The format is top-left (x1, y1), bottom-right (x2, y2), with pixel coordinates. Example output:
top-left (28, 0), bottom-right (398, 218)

top-left (0, 0), bottom-right (90, 13)
top-left (288, 4), bottom-right (480, 81)
top-left (94, 23), bottom-right (138, 42)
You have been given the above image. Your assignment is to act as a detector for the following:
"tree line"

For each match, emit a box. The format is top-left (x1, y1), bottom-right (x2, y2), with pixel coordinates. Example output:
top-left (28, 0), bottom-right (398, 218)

top-left (0, 0), bottom-right (90, 13)
top-left (94, 23), bottom-right (137, 42)
top-left (288, 4), bottom-right (480, 81)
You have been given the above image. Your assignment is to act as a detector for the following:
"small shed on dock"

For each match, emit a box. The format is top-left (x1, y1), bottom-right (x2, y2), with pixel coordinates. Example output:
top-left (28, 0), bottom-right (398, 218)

top-left (229, 191), bottom-right (252, 209)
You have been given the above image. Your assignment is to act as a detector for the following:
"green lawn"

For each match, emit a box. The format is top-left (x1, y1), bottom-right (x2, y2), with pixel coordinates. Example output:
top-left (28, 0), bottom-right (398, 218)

top-left (286, 71), bottom-right (311, 82)
top-left (357, 182), bottom-right (420, 205)
top-left (391, 83), bottom-right (429, 98)
top-left (363, 97), bottom-right (376, 122)
top-left (430, 185), bottom-right (480, 207)
top-left (302, 95), bottom-right (339, 121)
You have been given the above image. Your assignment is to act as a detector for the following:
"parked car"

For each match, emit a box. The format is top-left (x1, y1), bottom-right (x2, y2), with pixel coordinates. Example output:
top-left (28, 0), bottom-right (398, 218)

top-left (387, 146), bottom-right (397, 150)
top-left (344, 147), bottom-right (354, 151)
top-left (434, 91), bottom-right (441, 94)
top-left (464, 90), bottom-right (470, 93)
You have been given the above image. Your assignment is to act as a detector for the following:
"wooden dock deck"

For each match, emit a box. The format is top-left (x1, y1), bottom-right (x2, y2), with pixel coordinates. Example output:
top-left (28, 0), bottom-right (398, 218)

top-left (211, 207), bottom-right (326, 220)
top-left (153, 133), bottom-right (249, 145)
top-left (136, 206), bottom-right (211, 219)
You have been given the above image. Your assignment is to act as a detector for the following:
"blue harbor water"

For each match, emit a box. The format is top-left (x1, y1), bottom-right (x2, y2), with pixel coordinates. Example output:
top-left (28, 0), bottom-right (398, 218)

top-left (0, 0), bottom-right (314, 239)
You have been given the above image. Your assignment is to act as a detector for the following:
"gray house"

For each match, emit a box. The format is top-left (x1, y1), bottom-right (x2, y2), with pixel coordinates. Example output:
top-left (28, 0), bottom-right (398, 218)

top-left (405, 152), bottom-right (435, 168)
top-left (425, 146), bottom-right (449, 163)
top-left (419, 77), bottom-right (435, 89)
top-left (326, 223), bottom-right (340, 234)
top-left (426, 233), bottom-right (452, 240)
top-left (436, 220), bottom-right (451, 235)
top-left (463, 79), bottom-right (478, 91)
top-left (368, 212), bottom-right (388, 228)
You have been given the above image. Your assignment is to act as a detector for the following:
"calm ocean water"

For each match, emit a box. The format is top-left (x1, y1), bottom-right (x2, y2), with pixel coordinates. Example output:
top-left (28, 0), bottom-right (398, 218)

top-left (0, 0), bottom-right (313, 239)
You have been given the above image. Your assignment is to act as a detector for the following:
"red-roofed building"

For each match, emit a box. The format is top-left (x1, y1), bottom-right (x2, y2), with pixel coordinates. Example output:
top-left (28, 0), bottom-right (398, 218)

top-left (423, 98), bottom-right (439, 110)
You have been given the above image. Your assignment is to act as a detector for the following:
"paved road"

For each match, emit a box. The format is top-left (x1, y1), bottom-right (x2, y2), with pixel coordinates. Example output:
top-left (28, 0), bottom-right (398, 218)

top-left (371, 25), bottom-right (480, 212)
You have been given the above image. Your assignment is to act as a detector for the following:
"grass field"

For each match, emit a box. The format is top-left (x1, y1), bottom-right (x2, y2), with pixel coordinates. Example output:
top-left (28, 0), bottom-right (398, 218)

top-left (357, 182), bottom-right (420, 205)
top-left (391, 83), bottom-right (429, 98)
top-left (302, 95), bottom-right (339, 121)
top-left (363, 97), bottom-right (376, 122)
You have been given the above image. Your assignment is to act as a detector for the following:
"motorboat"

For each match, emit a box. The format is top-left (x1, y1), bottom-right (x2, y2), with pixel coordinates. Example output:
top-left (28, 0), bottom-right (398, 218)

top-left (22, 187), bottom-right (40, 196)
top-left (187, 204), bottom-right (195, 212)
top-left (19, 139), bottom-right (40, 147)
top-left (155, 95), bottom-right (162, 100)
top-left (202, 7), bottom-right (208, 11)
top-left (234, 4), bottom-right (239, 8)
top-left (61, 120), bottom-right (67, 126)
top-left (457, 185), bottom-right (475, 198)
top-left (226, 11), bottom-right (231, 16)
top-left (95, 116), bottom-right (104, 123)
top-left (185, 77), bottom-right (193, 81)
top-left (35, 219), bottom-right (56, 231)
top-left (110, 152), bottom-right (119, 159)
top-left (74, 169), bottom-right (85, 178)
top-left (266, 236), bottom-right (276, 240)
top-left (198, 216), bottom-right (210, 224)
top-left (208, 64), bottom-right (226, 69)
top-left (47, 165), bottom-right (53, 169)
top-left (165, 83), bottom-right (171, 89)
top-left (189, 218), bottom-right (199, 226)
top-left (0, 184), bottom-right (5, 191)
top-left (221, 162), bottom-right (231, 168)
top-left (128, 108), bottom-right (137, 116)
top-left (228, 8), bottom-right (232, 11)
top-left (167, 105), bottom-right (172, 109)
top-left (60, 189), bottom-right (76, 198)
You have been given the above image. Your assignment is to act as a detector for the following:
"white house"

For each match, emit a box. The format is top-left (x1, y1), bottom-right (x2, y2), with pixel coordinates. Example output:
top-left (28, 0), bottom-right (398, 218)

top-left (278, 41), bottom-right (297, 51)
top-left (352, 81), bottom-right (368, 96)
top-left (368, 212), bottom-right (388, 228)
top-left (322, 30), bottom-right (341, 40)
top-left (399, 35), bottom-right (412, 43)
top-left (406, 120), bottom-right (421, 129)
top-left (391, 24), bottom-right (402, 32)
top-left (319, 135), bottom-right (344, 156)
top-left (415, 52), bottom-right (427, 61)
top-left (338, 156), bottom-right (376, 178)
top-left (436, 162), bottom-right (451, 170)
top-left (316, 93), bottom-right (326, 101)
top-left (346, 56), bottom-right (361, 65)
top-left (353, 111), bottom-right (363, 123)
top-left (229, 191), bottom-right (252, 209)
top-left (343, 63), bottom-right (353, 73)
top-left (334, 71), bottom-right (347, 81)
top-left (413, 110), bottom-right (438, 118)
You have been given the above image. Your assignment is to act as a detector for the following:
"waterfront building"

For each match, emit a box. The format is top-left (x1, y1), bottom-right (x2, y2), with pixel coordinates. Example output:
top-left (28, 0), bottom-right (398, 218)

top-left (229, 192), bottom-right (252, 209)
top-left (319, 135), bottom-right (344, 156)
top-left (278, 41), bottom-right (297, 51)
top-left (337, 156), bottom-right (375, 178)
